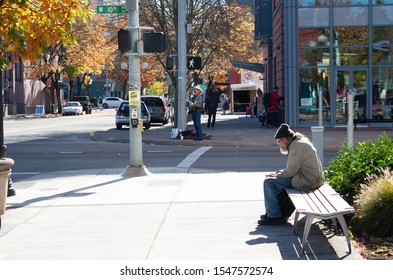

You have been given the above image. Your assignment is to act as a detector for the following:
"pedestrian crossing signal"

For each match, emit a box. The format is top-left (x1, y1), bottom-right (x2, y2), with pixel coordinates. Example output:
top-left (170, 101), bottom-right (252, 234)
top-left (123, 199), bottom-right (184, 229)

top-left (187, 56), bottom-right (202, 70)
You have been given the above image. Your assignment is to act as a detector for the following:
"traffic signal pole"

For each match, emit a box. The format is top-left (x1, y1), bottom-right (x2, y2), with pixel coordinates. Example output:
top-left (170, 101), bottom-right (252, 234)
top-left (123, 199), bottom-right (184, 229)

top-left (177, 0), bottom-right (187, 132)
top-left (123, 0), bottom-right (149, 177)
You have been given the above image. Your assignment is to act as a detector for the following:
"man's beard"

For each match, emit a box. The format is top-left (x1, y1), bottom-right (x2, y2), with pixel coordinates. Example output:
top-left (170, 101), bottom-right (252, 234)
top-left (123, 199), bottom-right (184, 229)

top-left (279, 146), bottom-right (288, 155)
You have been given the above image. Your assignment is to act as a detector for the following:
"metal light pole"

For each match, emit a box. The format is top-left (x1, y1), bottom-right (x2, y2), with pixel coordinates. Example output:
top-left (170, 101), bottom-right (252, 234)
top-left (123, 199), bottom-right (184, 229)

top-left (0, 70), bottom-right (15, 230)
top-left (177, 0), bottom-right (187, 131)
top-left (122, 0), bottom-right (149, 177)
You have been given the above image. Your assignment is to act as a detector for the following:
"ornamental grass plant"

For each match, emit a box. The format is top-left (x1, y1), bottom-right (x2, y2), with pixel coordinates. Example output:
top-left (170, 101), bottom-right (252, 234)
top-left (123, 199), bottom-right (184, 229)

top-left (352, 168), bottom-right (393, 238)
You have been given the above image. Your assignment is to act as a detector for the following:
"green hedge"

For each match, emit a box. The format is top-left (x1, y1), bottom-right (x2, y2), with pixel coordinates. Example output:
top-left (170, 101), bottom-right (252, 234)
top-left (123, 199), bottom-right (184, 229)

top-left (325, 133), bottom-right (393, 205)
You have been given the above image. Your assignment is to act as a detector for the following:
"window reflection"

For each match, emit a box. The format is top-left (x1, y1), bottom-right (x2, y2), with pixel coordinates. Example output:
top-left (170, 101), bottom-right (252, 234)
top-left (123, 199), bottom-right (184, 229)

top-left (373, 1), bottom-right (393, 4)
top-left (372, 66), bottom-right (393, 119)
top-left (299, 8), bottom-right (329, 27)
top-left (298, 28), bottom-right (330, 46)
top-left (333, 7), bottom-right (368, 26)
top-left (298, 0), bottom-right (329, 7)
top-left (333, 47), bottom-right (369, 65)
top-left (373, 6), bottom-right (393, 25)
top-left (372, 27), bottom-right (393, 45)
top-left (333, 27), bottom-right (368, 46)
top-left (333, 0), bottom-right (369, 5)
top-left (299, 48), bottom-right (330, 66)
top-left (298, 68), bottom-right (330, 123)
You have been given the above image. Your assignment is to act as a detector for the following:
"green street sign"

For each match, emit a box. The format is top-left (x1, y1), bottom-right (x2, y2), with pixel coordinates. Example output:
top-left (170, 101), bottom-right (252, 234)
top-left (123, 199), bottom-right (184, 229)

top-left (96, 5), bottom-right (127, 14)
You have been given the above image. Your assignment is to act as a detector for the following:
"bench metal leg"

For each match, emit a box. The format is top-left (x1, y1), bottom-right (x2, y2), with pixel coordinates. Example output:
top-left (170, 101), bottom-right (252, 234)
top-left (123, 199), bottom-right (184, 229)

top-left (302, 215), bottom-right (316, 253)
top-left (293, 211), bottom-right (300, 235)
top-left (332, 218), bottom-right (338, 233)
top-left (336, 215), bottom-right (352, 253)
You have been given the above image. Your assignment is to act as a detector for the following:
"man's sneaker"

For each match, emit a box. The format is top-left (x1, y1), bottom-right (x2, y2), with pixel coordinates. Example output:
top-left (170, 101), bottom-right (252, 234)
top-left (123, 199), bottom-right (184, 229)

top-left (257, 216), bottom-right (285, 226)
top-left (260, 214), bottom-right (267, 220)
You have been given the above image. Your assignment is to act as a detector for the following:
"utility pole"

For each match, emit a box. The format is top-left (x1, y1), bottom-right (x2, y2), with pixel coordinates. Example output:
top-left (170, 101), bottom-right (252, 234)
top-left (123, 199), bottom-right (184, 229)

top-left (177, 0), bottom-right (187, 131)
top-left (0, 70), bottom-right (15, 229)
top-left (123, 0), bottom-right (149, 177)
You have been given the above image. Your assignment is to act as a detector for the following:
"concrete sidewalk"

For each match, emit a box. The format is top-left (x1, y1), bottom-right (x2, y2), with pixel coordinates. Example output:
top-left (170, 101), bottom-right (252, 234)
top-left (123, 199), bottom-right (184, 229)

top-left (1, 167), bottom-right (362, 260)
top-left (3, 112), bottom-right (391, 260)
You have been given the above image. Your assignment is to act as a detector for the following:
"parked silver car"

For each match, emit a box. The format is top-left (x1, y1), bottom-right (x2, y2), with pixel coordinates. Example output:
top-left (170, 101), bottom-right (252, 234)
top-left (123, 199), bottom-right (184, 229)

top-left (141, 95), bottom-right (169, 125)
top-left (115, 101), bottom-right (151, 130)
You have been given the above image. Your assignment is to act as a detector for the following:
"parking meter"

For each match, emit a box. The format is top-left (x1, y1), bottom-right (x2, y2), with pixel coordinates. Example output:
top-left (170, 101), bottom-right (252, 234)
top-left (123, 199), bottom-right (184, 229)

top-left (131, 108), bottom-right (138, 128)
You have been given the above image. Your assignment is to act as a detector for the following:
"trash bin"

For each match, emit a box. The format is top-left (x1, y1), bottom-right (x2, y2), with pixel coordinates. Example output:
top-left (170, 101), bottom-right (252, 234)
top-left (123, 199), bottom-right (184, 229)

top-left (0, 158), bottom-right (14, 230)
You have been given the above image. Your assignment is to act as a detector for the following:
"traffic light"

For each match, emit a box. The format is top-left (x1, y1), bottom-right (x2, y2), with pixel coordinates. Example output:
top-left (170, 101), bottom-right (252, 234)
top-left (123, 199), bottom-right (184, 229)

top-left (187, 56), bottom-right (202, 70)
top-left (118, 29), bottom-right (132, 53)
top-left (142, 32), bottom-right (166, 53)
top-left (166, 56), bottom-right (174, 70)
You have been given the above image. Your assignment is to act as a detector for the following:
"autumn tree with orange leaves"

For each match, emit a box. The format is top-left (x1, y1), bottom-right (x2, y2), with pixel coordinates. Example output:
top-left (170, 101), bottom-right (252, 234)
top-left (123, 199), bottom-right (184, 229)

top-left (0, 0), bottom-right (91, 68)
top-left (0, 0), bottom-right (92, 113)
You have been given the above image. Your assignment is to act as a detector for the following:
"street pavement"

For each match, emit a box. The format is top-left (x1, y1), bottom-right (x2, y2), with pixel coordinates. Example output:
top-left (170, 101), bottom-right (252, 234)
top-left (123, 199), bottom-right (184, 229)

top-left (1, 111), bottom-right (392, 260)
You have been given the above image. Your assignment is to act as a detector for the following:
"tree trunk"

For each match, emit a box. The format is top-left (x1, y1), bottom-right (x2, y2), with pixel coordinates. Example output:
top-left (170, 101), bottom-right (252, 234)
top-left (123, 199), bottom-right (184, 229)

top-left (69, 79), bottom-right (74, 101)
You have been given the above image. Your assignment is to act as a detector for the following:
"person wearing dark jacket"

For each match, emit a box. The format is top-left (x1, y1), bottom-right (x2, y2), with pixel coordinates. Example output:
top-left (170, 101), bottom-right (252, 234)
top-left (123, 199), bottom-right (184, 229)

top-left (258, 123), bottom-right (324, 226)
top-left (205, 84), bottom-right (221, 128)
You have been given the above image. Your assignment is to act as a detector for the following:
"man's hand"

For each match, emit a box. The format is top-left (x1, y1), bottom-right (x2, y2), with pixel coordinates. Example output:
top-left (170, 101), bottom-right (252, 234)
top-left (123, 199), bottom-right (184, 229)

top-left (265, 172), bottom-right (277, 178)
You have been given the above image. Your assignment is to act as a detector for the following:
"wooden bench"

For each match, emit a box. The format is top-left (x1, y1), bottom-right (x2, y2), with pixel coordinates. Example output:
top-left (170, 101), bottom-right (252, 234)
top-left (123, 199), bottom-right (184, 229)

top-left (285, 183), bottom-right (355, 253)
top-left (354, 118), bottom-right (393, 129)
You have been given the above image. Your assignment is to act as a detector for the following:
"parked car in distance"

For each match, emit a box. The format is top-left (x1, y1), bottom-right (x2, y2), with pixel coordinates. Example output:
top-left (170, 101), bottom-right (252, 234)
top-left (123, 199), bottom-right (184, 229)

top-left (62, 102), bottom-right (83, 116)
top-left (102, 97), bottom-right (124, 109)
top-left (115, 101), bottom-right (151, 130)
top-left (72, 96), bottom-right (92, 114)
top-left (141, 95), bottom-right (169, 125)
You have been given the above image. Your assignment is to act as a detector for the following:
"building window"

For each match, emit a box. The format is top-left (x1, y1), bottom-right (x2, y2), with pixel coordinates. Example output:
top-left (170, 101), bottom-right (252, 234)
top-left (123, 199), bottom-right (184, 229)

top-left (372, 5), bottom-right (393, 25)
top-left (298, 28), bottom-right (330, 46)
top-left (333, 27), bottom-right (369, 46)
top-left (333, 0), bottom-right (369, 5)
top-left (298, 7), bottom-right (329, 27)
top-left (298, 68), bottom-right (330, 123)
top-left (372, 66), bottom-right (393, 119)
top-left (333, 47), bottom-right (369, 65)
top-left (333, 7), bottom-right (368, 26)
top-left (298, 0), bottom-right (329, 7)
top-left (373, 0), bottom-right (393, 4)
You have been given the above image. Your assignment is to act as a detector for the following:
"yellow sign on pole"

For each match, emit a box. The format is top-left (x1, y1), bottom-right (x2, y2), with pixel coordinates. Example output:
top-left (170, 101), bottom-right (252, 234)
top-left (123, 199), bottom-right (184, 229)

top-left (128, 90), bottom-right (140, 106)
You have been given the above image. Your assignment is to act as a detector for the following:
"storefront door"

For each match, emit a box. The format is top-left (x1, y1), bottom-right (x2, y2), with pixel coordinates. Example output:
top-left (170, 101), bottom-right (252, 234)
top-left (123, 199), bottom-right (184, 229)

top-left (334, 68), bottom-right (367, 125)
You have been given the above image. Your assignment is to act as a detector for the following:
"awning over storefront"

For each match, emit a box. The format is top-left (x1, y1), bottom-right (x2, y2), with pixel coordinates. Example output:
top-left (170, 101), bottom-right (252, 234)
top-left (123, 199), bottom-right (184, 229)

top-left (230, 83), bottom-right (261, 91)
top-left (231, 61), bottom-right (264, 73)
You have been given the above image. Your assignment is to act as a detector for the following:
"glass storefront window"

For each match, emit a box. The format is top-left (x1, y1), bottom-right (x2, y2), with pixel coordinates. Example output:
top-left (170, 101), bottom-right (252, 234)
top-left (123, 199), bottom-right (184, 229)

top-left (298, 8), bottom-right (329, 27)
top-left (333, 0), bottom-right (369, 5)
top-left (298, 68), bottom-right (330, 123)
top-left (298, 28), bottom-right (330, 46)
top-left (372, 5), bottom-right (393, 25)
top-left (372, 66), bottom-right (393, 119)
top-left (299, 48), bottom-right (330, 66)
top-left (333, 47), bottom-right (368, 65)
top-left (333, 7), bottom-right (368, 26)
top-left (298, 0), bottom-right (329, 7)
top-left (372, 47), bottom-right (393, 65)
top-left (373, 1), bottom-right (393, 4)
top-left (372, 26), bottom-right (393, 44)
top-left (333, 27), bottom-right (369, 46)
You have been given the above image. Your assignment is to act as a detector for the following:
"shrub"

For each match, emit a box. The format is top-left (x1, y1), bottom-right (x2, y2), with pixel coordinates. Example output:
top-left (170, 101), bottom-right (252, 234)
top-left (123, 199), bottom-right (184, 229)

top-left (352, 169), bottom-right (393, 238)
top-left (325, 133), bottom-right (393, 204)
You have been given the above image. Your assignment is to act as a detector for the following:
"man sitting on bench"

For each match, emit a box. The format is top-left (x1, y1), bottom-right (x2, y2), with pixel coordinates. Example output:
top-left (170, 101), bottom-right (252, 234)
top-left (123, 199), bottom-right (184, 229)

top-left (258, 124), bottom-right (325, 226)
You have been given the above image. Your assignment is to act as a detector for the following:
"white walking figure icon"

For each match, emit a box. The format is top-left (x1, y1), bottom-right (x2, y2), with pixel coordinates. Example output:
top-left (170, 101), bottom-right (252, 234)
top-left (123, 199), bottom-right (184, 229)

top-left (188, 58), bottom-right (195, 68)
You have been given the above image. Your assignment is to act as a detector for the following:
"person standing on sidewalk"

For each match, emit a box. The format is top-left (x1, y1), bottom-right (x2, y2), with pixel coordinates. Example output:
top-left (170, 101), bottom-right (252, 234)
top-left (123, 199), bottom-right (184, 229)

top-left (190, 85), bottom-right (204, 141)
top-left (205, 83), bottom-right (221, 128)
top-left (258, 123), bottom-right (324, 226)
top-left (220, 93), bottom-right (229, 115)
